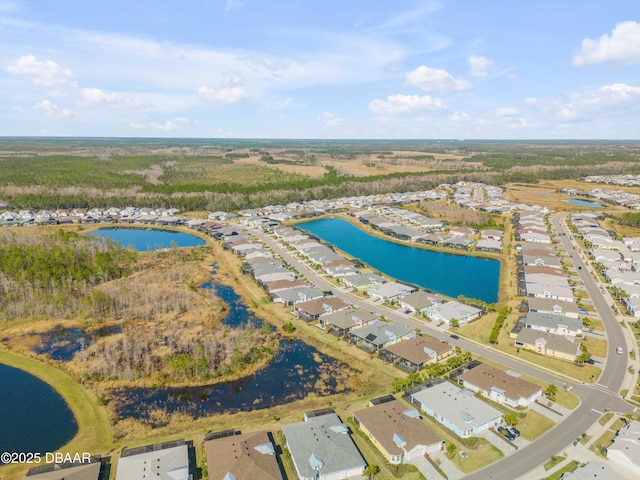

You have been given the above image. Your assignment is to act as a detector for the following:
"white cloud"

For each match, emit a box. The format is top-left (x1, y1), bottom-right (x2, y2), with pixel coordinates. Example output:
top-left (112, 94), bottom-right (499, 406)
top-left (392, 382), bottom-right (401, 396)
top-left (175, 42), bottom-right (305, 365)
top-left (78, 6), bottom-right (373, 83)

top-left (495, 107), bottom-right (518, 117)
top-left (81, 88), bottom-right (145, 109)
top-left (468, 55), bottom-right (494, 77)
top-left (6, 55), bottom-right (75, 87)
top-left (524, 97), bottom-right (538, 106)
top-left (150, 117), bottom-right (190, 131)
top-left (198, 86), bottom-right (251, 104)
top-left (129, 122), bottom-right (146, 129)
top-left (573, 21), bottom-right (640, 66)
top-left (405, 65), bottom-right (471, 92)
top-left (450, 112), bottom-right (471, 122)
top-left (33, 100), bottom-right (75, 119)
top-left (318, 112), bottom-right (346, 126)
top-left (369, 94), bottom-right (446, 116)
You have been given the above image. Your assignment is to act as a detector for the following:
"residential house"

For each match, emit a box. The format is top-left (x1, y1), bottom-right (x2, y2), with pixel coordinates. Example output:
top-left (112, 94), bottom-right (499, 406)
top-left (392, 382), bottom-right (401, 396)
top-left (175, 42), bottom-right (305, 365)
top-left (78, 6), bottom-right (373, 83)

top-left (319, 309), bottom-right (379, 336)
top-left (559, 461), bottom-right (627, 480)
top-left (514, 329), bottom-right (581, 362)
top-left (427, 301), bottom-right (482, 326)
top-left (204, 430), bottom-right (283, 480)
top-left (606, 420), bottom-right (640, 475)
top-left (115, 440), bottom-right (191, 480)
top-left (481, 229), bottom-right (503, 240)
top-left (443, 237), bottom-right (475, 250)
top-left (456, 362), bottom-right (542, 408)
top-left (368, 282), bottom-right (416, 302)
top-left (282, 411), bottom-right (366, 480)
top-left (353, 398), bottom-right (443, 464)
top-left (380, 336), bottom-right (454, 371)
top-left (476, 238), bottom-right (502, 253)
top-left (526, 298), bottom-right (580, 319)
top-left (263, 279), bottom-right (307, 294)
top-left (409, 381), bottom-right (503, 438)
top-left (398, 291), bottom-right (441, 314)
top-left (23, 457), bottom-right (102, 480)
top-left (525, 273), bottom-right (575, 303)
top-left (341, 273), bottom-right (386, 290)
top-left (294, 297), bottom-right (350, 322)
top-left (271, 286), bottom-right (324, 306)
top-left (348, 321), bottom-right (414, 353)
top-left (524, 311), bottom-right (583, 336)
top-left (449, 226), bottom-right (477, 237)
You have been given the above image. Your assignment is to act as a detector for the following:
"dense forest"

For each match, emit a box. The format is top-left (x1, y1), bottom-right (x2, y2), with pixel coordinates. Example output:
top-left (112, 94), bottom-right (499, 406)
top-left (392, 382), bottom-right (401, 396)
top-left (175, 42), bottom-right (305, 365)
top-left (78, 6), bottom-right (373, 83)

top-left (1, 138), bottom-right (638, 212)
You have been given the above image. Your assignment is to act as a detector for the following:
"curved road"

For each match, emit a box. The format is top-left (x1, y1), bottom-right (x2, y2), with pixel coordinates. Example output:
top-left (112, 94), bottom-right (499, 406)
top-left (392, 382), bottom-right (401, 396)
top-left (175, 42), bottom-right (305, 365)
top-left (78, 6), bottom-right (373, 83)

top-left (250, 220), bottom-right (635, 480)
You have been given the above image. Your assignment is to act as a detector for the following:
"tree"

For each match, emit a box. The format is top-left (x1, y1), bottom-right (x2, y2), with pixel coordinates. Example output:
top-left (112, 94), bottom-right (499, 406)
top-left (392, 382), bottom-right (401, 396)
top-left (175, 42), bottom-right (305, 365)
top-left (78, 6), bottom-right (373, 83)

top-left (450, 319), bottom-right (460, 329)
top-left (505, 412), bottom-right (518, 426)
top-left (544, 384), bottom-right (557, 401)
top-left (576, 352), bottom-right (592, 364)
top-left (446, 442), bottom-right (457, 458)
top-left (364, 464), bottom-right (379, 479)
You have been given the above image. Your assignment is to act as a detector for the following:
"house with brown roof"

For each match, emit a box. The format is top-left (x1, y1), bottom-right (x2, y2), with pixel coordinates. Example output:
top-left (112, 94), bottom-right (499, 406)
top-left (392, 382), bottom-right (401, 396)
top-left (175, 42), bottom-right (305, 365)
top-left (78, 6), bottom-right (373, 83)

top-left (353, 398), bottom-right (443, 464)
top-left (23, 457), bottom-right (102, 480)
top-left (293, 297), bottom-right (350, 322)
top-left (380, 336), bottom-right (454, 371)
top-left (456, 362), bottom-right (542, 408)
top-left (204, 430), bottom-right (283, 480)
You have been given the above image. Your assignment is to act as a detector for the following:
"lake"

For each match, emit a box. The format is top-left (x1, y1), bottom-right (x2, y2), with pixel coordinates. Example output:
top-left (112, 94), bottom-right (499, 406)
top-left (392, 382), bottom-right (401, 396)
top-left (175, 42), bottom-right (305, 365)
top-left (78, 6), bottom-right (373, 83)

top-left (112, 278), bottom-right (352, 421)
top-left (0, 364), bottom-right (77, 458)
top-left (566, 199), bottom-right (604, 207)
top-left (299, 217), bottom-right (500, 303)
top-left (87, 227), bottom-right (206, 251)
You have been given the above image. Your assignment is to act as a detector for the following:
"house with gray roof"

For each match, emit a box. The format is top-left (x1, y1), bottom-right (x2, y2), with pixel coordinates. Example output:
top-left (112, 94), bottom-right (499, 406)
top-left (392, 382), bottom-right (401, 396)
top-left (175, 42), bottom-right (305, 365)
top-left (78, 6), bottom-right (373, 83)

top-left (525, 273), bottom-right (575, 303)
top-left (348, 321), bottom-right (414, 353)
top-left (319, 309), bottom-right (379, 336)
top-left (282, 411), bottom-right (366, 480)
top-left (271, 286), bottom-right (324, 306)
top-left (525, 311), bottom-right (583, 336)
top-left (409, 382), bottom-right (502, 438)
top-left (427, 301), bottom-right (482, 326)
top-left (443, 237), bottom-right (475, 250)
top-left (341, 273), bottom-right (386, 290)
top-left (559, 461), bottom-right (627, 480)
top-left (606, 420), bottom-right (640, 475)
top-left (398, 290), bottom-right (442, 314)
top-left (115, 440), bottom-right (191, 480)
top-left (514, 329), bottom-right (581, 362)
top-left (353, 398), bottom-right (442, 464)
top-left (527, 297), bottom-right (580, 318)
top-left (368, 282), bottom-right (416, 302)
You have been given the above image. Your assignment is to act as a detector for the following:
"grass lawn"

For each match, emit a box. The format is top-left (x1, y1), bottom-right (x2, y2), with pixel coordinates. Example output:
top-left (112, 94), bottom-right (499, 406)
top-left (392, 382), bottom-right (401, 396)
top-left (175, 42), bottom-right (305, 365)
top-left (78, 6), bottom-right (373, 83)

top-left (590, 430), bottom-right (617, 458)
top-left (451, 439), bottom-right (503, 474)
top-left (598, 412), bottom-right (614, 426)
top-left (554, 387), bottom-right (581, 410)
top-left (0, 349), bottom-right (112, 480)
top-left (519, 410), bottom-right (555, 441)
top-left (543, 455), bottom-right (567, 471)
top-left (542, 460), bottom-right (577, 480)
top-left (581, 336), bottom-right (608, 358)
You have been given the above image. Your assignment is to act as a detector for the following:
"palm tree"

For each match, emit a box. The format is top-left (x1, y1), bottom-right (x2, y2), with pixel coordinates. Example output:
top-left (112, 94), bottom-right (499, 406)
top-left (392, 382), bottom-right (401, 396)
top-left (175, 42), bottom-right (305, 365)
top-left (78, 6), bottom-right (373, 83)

top-left (364, 464), bottom-right (380, 479)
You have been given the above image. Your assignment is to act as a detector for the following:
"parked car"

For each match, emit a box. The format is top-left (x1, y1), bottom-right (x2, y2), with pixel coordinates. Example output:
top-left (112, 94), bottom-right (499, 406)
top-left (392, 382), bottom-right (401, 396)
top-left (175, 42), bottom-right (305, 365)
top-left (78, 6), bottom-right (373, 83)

top-left (616, 346), bottom-right (623, 355)
top-left (450, 334), bottom-right (459, 340)
top-left (498, 426), bottom-right (515, 440)
top-left (507, 426), bottom-right (520, 437)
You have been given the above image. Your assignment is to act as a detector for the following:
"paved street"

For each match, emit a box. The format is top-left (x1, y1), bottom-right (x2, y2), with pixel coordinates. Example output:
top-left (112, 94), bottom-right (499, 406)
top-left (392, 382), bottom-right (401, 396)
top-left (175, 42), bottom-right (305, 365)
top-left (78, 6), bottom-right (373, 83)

top-left (250, 222), bottom-right (637, 480)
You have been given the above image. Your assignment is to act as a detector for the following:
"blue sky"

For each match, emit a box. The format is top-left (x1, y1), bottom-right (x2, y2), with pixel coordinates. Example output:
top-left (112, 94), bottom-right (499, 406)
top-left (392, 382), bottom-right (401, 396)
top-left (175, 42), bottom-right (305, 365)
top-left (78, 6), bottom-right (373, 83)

top-left (1, 0), bottom-right (639, 139)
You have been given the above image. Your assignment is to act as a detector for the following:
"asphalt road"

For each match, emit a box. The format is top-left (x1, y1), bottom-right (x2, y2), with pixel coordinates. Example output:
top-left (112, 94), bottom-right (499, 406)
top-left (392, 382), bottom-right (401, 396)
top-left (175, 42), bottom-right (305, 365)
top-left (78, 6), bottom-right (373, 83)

top-left (250, 225), bottom-right (635, 480)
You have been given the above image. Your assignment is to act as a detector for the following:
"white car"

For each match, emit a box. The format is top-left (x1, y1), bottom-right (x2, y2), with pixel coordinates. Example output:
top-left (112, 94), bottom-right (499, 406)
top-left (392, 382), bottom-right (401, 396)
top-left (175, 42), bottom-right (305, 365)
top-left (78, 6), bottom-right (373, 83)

top-left (616, 346), bottom-right (623, 355)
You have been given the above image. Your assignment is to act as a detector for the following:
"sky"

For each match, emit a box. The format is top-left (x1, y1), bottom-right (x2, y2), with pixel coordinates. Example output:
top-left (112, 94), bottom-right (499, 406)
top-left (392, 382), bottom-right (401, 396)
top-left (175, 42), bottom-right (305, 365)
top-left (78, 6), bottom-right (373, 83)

top-left (0, 0), bottom-right (639, 139)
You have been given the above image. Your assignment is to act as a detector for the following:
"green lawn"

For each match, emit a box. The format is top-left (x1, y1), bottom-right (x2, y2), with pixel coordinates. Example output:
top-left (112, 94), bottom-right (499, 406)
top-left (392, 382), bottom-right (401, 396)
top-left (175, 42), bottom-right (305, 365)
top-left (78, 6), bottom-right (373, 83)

top-left (519, 410), bottom-right (555, 441)
top-left (542, 460), bottom-right (577, 480)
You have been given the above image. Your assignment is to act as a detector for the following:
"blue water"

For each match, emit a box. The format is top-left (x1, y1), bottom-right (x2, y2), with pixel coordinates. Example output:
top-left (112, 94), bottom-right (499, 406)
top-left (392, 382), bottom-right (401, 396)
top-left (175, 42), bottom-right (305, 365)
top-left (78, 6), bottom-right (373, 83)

top-left (87, 227), bottom-right (206, 251)
top-left (0, 364), bottom-right (77, 457)
top-left (300, 217), bottom-right (500, 303)
top-left (566, 199), bottom-right (603, 207)
top-left (114, 338), bottom-right (350, 421)
top-left (202, 281), bottom-right (265, 329)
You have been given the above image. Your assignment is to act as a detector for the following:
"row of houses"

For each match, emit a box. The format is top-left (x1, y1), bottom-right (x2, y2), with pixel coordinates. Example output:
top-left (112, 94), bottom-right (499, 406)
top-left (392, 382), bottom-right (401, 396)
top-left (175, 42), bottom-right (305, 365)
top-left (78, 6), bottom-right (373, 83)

top-left (450, 181), bottom-right (550, 215)
top-left (571, 211), bottom-right (640, 317)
